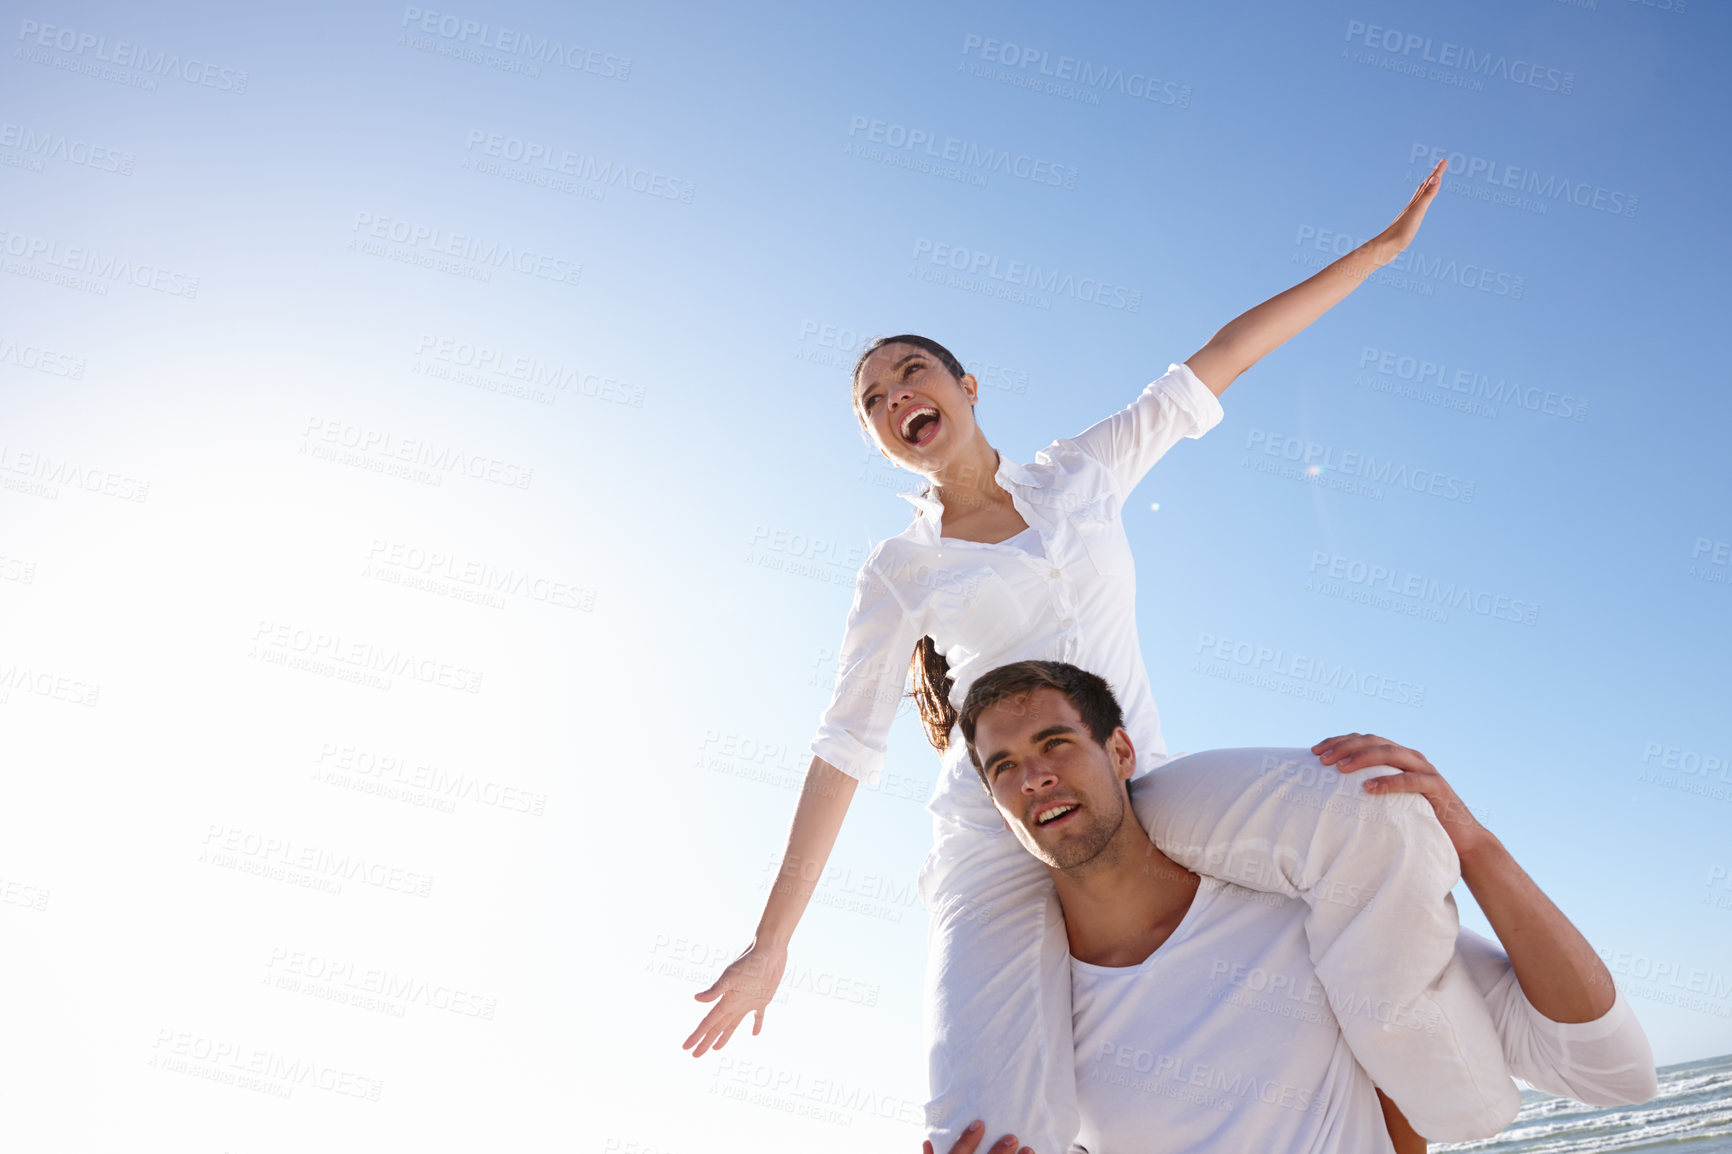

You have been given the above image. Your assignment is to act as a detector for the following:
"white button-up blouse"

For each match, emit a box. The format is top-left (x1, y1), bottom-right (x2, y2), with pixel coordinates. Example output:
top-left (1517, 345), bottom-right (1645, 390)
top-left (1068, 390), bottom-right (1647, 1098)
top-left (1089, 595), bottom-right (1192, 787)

top-left (809, 362), bottom-right (1226, 828)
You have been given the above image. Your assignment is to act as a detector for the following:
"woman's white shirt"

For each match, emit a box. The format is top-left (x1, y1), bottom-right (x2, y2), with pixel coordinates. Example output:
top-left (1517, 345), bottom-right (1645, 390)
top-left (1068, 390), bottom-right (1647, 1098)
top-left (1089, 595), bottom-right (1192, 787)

top-left (809, 362), bottom-right (1225, 829)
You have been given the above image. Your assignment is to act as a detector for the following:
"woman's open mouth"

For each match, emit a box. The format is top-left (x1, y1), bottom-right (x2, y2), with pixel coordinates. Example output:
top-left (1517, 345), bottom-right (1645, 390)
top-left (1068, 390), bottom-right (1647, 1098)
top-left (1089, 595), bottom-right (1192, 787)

top-left (899, 406), bottom-right (942, 447)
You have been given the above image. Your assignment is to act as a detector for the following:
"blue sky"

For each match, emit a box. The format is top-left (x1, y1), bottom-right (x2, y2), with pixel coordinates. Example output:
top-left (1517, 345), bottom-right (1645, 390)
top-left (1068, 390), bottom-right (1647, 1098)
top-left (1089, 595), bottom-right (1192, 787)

top-left (2, 0), bottom-right (1728, 1148)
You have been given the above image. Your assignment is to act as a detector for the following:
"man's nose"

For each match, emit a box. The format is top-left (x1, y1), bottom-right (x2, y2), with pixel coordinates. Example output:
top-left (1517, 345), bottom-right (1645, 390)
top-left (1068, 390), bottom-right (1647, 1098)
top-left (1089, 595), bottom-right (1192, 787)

top-left (1021, 761), bottom-right (1058, 793)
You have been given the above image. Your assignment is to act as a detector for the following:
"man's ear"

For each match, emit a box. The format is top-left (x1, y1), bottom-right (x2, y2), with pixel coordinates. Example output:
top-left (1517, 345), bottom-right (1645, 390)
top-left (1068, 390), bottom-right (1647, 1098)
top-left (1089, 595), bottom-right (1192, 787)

top-left (1109, 727), bottom-right (1137, 782)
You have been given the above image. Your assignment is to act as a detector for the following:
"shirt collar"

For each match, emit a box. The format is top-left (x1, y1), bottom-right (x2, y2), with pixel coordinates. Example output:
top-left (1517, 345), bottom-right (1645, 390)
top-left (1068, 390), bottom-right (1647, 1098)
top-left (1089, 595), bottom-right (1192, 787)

top-left (897, 452), bottom-right (1039, 522)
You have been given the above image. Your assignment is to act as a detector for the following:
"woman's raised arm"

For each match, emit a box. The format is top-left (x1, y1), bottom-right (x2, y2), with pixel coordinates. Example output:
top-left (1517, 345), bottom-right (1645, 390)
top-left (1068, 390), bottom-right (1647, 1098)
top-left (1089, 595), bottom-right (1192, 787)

top-left (1185, 158), bottom-right (1447, 397)
top-left (682, 755), bottom-right (858, 1057)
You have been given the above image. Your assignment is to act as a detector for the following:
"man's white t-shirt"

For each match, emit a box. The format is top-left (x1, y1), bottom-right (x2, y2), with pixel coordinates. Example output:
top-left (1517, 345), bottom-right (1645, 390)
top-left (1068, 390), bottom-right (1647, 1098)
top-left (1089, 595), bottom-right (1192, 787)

top-left (1069, 877), bottom-right (1656, 1153)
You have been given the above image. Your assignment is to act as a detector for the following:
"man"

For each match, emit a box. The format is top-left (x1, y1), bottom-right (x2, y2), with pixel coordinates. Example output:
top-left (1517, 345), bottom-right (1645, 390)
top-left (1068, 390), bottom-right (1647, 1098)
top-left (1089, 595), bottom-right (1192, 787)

top-left (930, 660), bottom-right (1655, 1154)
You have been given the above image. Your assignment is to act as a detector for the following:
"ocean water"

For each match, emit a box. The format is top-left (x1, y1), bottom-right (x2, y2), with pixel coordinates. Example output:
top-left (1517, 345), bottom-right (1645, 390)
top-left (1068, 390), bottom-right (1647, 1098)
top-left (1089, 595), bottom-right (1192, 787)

top-left (1434, 1053), bottom-right (1732, 1153)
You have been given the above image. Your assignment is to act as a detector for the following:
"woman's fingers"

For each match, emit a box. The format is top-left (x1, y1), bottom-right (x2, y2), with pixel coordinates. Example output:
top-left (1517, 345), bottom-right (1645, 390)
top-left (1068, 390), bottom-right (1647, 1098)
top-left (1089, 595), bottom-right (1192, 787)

top-left (945, 1121), bottom-right (985, 1154)
top-left (1316, 733), bottom-right (1434, 775)
top-left (1364, 770), bottom-right (1433, 795)
top-left (1379, 159), bottom-right (1447, 253)
top-left (683, 999), bottom-right (742, 1055)
top-left (919, 1122), bottom-right (1033, 1154)
top-left (1312, 733), bottom-right (1364, 758)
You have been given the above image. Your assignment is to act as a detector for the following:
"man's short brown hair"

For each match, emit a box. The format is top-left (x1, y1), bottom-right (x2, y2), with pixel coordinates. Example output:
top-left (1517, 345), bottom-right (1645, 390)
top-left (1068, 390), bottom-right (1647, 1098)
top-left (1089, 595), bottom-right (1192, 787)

top-left (958, 660), bottom-right (1126, 783)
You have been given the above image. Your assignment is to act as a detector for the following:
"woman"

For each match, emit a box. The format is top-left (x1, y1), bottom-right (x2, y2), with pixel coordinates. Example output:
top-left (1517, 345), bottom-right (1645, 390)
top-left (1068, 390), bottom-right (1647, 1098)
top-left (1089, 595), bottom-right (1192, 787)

top-left (685, 159), bottom-right (1511, 1149)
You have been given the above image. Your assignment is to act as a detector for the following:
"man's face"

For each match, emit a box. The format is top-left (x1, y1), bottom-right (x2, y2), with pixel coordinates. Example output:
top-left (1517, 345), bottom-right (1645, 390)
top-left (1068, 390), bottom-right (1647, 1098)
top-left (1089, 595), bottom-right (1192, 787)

top-left (974, 687), bottom-right (1134, 870)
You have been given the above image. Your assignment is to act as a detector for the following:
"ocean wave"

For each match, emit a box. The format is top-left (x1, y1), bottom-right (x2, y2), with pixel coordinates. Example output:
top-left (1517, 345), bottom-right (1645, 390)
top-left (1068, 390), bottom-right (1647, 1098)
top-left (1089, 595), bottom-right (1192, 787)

top-left (1432, 1053), bottom-right (1732, 1153)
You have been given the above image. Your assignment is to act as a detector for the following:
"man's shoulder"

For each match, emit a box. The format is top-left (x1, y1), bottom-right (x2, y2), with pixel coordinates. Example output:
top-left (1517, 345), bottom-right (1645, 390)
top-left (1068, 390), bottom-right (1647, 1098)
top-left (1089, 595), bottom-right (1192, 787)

top-left (1193, 876), bottom-right (1309, 927)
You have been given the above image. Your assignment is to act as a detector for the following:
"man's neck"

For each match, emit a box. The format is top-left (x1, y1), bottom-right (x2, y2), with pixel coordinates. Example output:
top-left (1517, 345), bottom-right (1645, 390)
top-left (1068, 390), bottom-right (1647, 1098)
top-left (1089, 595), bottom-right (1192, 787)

top-left (1053, 820), bottom-right (1200, 968)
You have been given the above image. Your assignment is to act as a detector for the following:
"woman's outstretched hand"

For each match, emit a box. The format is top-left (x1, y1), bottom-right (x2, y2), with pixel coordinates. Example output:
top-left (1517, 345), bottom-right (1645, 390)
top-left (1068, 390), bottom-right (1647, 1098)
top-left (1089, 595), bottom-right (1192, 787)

top-left (923, 1120), bottom-right (1036, 1154)
top-left (1312, 731), bottom-right (1492, 861)
top-left (1376, 158), bottom-right (1448, 260)
top-left (682, 941), bottom-right (787, 1057)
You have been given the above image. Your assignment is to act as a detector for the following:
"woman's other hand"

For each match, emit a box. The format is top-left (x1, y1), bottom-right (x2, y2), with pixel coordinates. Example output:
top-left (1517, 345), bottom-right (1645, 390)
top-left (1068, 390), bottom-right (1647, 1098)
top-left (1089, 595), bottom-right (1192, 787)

top-left (923, 1120), bottom-right (1036, 1154)
top-left (682, 941), bottom-right (787, 1057)
top-left (1375, 158), bottom-right (1447, 261)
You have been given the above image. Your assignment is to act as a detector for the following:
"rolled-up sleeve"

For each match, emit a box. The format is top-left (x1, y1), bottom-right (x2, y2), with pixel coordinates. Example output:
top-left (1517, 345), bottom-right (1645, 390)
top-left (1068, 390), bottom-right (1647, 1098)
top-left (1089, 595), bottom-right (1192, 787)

top-left (809, 552), bottom-right (922, 787)
top-left (1065, 362), bottom-right (1225, 499)
top-left (1456, 928), bottom-right (1660, 1106)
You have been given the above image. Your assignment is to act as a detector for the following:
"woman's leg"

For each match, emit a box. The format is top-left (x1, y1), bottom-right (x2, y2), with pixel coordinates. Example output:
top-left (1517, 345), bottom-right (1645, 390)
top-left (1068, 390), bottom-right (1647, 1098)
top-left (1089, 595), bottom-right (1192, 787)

top-left (918, 753), bottom-right (1080, 1153)
top-left (1132, 747), bottom-right (1522, 1142)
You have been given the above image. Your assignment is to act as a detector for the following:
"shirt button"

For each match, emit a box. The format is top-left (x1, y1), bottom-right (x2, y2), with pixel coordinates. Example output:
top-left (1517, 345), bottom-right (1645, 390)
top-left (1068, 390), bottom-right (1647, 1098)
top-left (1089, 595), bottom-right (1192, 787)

top-left (1048, 569), bottom-right (1062, 581)
top-left (1061, 617), bottom-right (1076, 628)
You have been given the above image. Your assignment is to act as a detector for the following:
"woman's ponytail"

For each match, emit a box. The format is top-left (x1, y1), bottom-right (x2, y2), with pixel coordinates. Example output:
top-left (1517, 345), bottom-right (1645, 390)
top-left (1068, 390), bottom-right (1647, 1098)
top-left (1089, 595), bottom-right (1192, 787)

top-left (909, 636), bottom-right (957, 753)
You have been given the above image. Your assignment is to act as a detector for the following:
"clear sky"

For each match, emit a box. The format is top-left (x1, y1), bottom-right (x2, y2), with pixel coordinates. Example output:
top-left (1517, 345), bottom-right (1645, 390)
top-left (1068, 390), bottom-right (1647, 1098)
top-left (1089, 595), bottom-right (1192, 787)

top-left (2, 0), bottom-right (1728, 1149)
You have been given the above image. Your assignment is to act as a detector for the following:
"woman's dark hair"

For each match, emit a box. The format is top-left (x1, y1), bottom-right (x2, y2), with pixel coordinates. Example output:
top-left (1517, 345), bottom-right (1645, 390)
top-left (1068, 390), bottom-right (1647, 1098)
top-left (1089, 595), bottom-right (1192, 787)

top-left (850, 334), bottom-right (970, 752)
top-left (850, 334), bottom-right (967, 431)
top-left (910, 636), bottom-right (956, 753)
